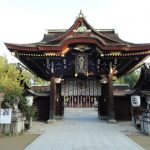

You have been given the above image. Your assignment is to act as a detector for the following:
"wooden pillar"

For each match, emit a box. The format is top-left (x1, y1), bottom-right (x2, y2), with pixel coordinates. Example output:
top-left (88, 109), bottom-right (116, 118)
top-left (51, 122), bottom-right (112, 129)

top-left (71, 96), bottom-right (74, 108)
top-left (47, 77), bottom-right (56, 123)
top-left (106, 73), bottom-right (116, 123)
top-left (60, 96), bottom-right (64, 117)
top-left (55, 83), bottom-right (64, 119)
top-left (99, 84), bottom-right (108, 119)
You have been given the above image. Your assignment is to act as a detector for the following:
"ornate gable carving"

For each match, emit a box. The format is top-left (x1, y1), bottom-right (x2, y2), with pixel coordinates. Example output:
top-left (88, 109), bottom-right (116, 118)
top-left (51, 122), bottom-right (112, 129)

top-left (73, 23), bottom-right (91, 33)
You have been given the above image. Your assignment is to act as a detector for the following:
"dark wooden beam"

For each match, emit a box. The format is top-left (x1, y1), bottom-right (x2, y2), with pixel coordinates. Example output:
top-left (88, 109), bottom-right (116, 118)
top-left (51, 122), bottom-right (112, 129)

top-left (117, 57), bottom-right (144, 77)
top-left (55, 83), bottom-right (64, 119)
top-left (29, 58), bottom-right (49, 79)
top-left (99, 84), bottom-right (108, 119)
top-left (106, 73), bottom-right (116, 123)
top-left (19, 56), bottom-right (50, 80)
top-left (47, 77), bottom-right (56, 123)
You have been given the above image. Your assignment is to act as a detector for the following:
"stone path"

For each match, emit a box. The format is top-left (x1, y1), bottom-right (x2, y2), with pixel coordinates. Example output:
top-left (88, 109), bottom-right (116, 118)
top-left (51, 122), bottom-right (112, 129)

top-left (24, 108), bottom-right (145, 150)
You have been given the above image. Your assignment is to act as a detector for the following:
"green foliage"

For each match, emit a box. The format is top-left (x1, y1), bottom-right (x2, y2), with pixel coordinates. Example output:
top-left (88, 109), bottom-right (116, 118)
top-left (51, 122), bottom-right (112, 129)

top-left (114, 69), bottom-right (140, 88)
top-left (0, 56), bottom-right (37, 120)
top-left (20, 67), bottom-right (49, 87)
top-left (33, 75), bottom-right (49, 86)
top-left (25, 106), bottom-right (38, 120)
top-left (18, 96), bottom-right (37, 120)
top-left (0, 56), bottom-right (23, 104)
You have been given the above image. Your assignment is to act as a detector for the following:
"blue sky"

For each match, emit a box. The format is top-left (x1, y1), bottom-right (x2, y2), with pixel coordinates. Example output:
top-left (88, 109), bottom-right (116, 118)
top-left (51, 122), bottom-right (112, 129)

top-left (1, 0), bottom-right (150, 62)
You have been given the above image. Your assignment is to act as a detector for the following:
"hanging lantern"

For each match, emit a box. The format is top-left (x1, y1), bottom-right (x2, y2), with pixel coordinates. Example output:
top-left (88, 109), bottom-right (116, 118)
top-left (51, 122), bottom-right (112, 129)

top-left (131, 95), bottom-right (141, 107)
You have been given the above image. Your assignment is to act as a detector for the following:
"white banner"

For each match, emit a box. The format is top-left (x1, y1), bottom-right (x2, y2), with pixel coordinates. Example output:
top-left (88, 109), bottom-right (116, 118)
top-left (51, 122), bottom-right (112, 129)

top-left (65, 80), bottom-right (69, 96)
top-left (85, 80), bottom-right (89, 96)
top-left (89, 80), bottom-right (94, 96)
top-left (97, 81), bottom-right (101, 96)
top-left (61, 79), bottom-right (101, 96)
top-left (93, 80), bottom-right (98, 96)
top-left (69, 80), bottom-right (73, 96)
top-left (0, 109), bottom-right (12, 124)
top-left (74, 80), bottom-right (78, 96)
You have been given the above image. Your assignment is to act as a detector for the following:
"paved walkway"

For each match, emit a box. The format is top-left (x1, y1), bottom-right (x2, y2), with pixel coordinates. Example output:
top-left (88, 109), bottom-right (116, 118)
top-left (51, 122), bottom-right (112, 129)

top-left (24, 108), bottom-right (145, 150)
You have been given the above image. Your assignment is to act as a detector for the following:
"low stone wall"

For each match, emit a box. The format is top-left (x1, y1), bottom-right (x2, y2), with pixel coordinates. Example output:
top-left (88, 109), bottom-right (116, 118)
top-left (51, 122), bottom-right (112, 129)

top-left (0, 111), bottom-right (26, 135)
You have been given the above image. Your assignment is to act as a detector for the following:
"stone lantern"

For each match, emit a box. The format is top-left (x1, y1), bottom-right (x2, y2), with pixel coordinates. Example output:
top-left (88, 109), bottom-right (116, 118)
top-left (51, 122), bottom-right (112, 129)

top-left (140, 96), bottom-right (150, 135)
top-left (131, 95), bottom-right (141, 126)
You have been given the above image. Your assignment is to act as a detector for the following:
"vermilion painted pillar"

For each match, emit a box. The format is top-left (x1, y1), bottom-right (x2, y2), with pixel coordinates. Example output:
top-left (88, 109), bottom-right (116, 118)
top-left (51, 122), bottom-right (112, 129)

top-left (106, 73), bottom-right (116, 123)
top-left (47, 77), bottom-right (56, 123)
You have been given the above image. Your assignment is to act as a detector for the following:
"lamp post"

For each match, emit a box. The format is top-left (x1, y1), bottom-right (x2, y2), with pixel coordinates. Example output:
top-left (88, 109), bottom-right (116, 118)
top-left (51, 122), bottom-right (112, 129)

top-left (131, 95), bottom-right (141, 126)
top-left (131, 95), bottom-right (141, 107)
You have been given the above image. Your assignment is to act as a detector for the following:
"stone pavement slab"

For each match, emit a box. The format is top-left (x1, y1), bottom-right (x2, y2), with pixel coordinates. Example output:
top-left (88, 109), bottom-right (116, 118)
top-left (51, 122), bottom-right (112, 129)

top-left (24, 108), bottom-right (145, 150)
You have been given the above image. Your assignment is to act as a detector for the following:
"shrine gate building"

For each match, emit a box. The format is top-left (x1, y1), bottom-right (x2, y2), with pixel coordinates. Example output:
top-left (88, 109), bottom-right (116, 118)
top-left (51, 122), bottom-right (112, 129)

top-left (5, 12), bottom-right (150, 123)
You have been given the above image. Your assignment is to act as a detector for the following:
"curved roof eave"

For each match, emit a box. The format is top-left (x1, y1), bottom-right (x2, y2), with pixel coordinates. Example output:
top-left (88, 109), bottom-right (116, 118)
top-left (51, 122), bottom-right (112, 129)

top-left (5, 37), bottom-right (150, 55)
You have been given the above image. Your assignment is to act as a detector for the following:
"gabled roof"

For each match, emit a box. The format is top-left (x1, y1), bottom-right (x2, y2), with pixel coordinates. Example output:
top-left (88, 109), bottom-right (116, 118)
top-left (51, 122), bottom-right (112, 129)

top-left (4, 12), bottom-right (150, 80)
top-left (5, 11), bottom-right (150, 55)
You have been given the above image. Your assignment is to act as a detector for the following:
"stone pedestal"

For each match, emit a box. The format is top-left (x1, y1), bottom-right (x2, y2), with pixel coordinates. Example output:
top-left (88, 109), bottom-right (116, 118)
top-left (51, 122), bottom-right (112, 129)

top-left (1, 111), bottom-right (25, 135)
top-left (11, 111), bottom-right (26, 135)
top-left (55, 116), bottom-right (64, 120)
top-left (47, 119), bottom-right (55, 124)
top-left (108, 119), bottom-right (116, 124)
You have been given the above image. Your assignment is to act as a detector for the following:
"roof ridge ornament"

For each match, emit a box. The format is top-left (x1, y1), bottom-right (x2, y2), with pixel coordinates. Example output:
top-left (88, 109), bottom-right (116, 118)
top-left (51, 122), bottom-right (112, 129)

top-left (74, 10), bottom-right (91, 33)
top-left (76, 10), bottom-right (86, 19)
top-left (78, 10), bottom-right (84, 18)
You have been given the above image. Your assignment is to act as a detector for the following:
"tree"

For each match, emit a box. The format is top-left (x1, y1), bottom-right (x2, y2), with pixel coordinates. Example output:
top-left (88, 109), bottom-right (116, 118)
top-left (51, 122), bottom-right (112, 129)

top-left (0, 56), bottom-right (23, 104)
top-left (0, 56), bottom-right (37, 125)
